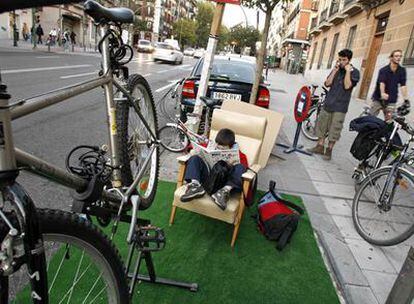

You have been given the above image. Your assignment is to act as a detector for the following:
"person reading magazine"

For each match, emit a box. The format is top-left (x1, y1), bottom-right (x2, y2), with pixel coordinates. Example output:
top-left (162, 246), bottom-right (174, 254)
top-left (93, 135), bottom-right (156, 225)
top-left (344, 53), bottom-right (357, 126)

top-left (180, 128), bottom-right (248, 210)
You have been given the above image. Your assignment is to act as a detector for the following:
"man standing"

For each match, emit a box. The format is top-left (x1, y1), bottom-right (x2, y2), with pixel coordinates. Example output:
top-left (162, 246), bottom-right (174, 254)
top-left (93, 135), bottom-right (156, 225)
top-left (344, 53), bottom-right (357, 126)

top-left (36, 24), bottom-right (44, 44)
top-left (370, 50), bottom-right (409, 121)
top-left (307, 49), bottom-right (360, 160)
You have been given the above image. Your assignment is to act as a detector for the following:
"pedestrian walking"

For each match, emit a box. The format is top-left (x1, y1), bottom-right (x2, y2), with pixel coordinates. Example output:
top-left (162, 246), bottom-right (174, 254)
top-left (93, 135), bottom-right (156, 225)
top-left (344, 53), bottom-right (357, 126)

top-left (307, 49), bottom-right (360, 160)
top-left (49, 28), bottom-right (57, 45)
top-left (370, 50), bottom-right (410, 121)
top-left (70, 31), bottom-right (76, 45)
top-left (36, 24), bottom-right (44, 44)
top-left (22, 22), bottom-right (29, 41)
top-left (62, 29), bottom-right (70, 51)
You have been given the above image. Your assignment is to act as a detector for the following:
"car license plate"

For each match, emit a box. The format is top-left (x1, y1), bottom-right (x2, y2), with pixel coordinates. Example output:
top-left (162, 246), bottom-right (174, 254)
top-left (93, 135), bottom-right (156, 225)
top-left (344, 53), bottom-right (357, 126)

top-left (212, 92), bottom-right (242, 101)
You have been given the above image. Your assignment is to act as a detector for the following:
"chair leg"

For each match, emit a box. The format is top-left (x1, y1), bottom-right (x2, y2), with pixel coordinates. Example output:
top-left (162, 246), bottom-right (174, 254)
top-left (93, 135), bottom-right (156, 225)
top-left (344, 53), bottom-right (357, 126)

top-left (169, 205), bottom-right (177, 225)
top-left (231, 222), bottom-right (241, 248)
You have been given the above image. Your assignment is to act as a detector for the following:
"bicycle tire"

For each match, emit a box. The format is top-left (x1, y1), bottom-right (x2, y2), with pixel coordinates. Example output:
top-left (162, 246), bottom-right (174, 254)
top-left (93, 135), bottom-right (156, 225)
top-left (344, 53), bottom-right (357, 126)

top-left (117, 74), bottom-right (159, 210)
top-left (301, 107), bottom-right (319, 141)
top-left (159, 124), bottom-right (189, 153)
top-left (12, 209), bottom-right (129, 303)
top-left (352, 166), bottom-right (414, 246)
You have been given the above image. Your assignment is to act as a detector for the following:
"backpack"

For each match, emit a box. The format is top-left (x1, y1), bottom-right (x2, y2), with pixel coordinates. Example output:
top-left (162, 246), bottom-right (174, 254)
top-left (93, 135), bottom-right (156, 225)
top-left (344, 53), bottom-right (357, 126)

top-left (255, 181), bottom-right (304, 251)
top-left (204, 160), bottom-right (232, 195)
top-left (350, 129), bottom-right (378, 161)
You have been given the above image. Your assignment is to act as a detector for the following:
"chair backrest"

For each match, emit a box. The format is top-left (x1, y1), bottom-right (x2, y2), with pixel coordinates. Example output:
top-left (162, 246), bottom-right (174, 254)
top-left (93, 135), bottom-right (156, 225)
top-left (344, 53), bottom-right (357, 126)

top-left (209, 109), bottom-right (267, 166)
top-left (220, 100), bottom-right (284, 168)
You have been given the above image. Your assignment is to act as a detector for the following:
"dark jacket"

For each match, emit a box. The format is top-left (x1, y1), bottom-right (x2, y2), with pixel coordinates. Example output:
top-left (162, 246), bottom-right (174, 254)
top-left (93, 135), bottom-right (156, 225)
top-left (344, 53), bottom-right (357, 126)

top-left (36, 26), bottom-right (43, 36)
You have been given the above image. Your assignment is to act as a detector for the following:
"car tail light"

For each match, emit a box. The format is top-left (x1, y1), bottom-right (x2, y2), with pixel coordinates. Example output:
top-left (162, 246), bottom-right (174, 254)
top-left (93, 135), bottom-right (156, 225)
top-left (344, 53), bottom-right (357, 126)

top-left (182, 80), bottom-right (196, 98)
top-left (256, 87), bottom-right (270, 108)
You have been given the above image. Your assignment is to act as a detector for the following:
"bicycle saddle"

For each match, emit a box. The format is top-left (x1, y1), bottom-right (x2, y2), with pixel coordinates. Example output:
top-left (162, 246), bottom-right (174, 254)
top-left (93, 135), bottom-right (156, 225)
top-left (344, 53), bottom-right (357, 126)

top-left (200, 96), bottom-right (223, 108)
top-left (84, 0), bottom-right (134, 24)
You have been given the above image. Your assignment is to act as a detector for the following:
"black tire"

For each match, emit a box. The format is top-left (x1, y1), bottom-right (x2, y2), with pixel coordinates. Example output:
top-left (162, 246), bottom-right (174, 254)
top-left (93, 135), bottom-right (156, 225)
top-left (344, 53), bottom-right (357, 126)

top-left (13, 209), bottom-right (129, 303)
top-left (159, 124), bottom-right (189, 152)
top-left (117, 74), bottom-right (159, 210)
top-left (301, 107), bottom-right (319, 141)
top-left (352, 167), bottom-right (414, 246)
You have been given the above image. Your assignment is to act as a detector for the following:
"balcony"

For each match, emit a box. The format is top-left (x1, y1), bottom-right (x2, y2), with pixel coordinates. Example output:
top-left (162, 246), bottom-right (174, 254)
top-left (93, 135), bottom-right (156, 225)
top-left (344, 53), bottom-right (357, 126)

top-left (319, 8), bottom-right (328, 24)
top-left (309, 17), bottom-right (321, 35)
top-left (319, 8), bottom-right (332, 30)
top-left (328, 1), bottom-right (346, 25)
top-left (342, 0), bottom-right (363, 16)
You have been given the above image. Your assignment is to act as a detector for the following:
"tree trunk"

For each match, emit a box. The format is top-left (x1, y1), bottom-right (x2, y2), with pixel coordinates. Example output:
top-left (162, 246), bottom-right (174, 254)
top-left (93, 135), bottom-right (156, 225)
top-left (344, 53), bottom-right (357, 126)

top-left (249, 9), bottom-right (272, 104)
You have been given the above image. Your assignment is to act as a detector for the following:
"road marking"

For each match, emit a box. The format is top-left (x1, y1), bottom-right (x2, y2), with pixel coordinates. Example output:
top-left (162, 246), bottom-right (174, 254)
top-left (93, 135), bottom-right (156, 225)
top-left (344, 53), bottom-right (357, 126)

top-left (180, 64), bottom-right (191, 68)
top-left (2, 64), bottom-right (93, 74)
top-left (157, 69), bottom-right (170, 73)
top-left (155, 79), bottom-right (181, 93)
top-left (60, 71), bottom-right (98, 79)
top-left (36, 56), bottom-right (60, 59)
top-left (142, 73), bottom-right (151, 77)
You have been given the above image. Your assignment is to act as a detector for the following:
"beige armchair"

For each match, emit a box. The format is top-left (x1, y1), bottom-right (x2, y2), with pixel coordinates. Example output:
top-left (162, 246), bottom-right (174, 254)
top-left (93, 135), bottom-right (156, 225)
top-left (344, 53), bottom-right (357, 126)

top-left (169, 102), bottom-right (284, 247)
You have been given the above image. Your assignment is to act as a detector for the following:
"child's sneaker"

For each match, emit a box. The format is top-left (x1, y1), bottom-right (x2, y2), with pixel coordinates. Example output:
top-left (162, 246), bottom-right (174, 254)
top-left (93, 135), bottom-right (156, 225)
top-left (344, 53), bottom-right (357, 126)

top-left (180, 182), bottom-right (205, 202)
top-left (212, 187), bottom-right (230, 210)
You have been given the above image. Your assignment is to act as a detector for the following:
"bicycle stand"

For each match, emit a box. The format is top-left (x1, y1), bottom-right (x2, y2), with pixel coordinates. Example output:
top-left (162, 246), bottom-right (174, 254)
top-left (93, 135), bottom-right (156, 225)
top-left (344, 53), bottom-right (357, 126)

top-left (276, 122), bottom-right (312, 156)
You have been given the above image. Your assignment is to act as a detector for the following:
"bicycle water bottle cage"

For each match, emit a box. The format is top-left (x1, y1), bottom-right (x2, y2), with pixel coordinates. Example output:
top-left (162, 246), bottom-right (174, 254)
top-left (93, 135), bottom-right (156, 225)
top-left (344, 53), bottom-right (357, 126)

top-left (66, 145), bottom-right (113, 204)
top-left (133, 226), bottom-right (166, 252)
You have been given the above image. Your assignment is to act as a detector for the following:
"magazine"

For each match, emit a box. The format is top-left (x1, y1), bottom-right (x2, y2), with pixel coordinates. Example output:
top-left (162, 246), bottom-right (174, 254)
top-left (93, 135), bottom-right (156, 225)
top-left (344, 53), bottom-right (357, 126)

top-left (192, 141), bottom-right (240, 168)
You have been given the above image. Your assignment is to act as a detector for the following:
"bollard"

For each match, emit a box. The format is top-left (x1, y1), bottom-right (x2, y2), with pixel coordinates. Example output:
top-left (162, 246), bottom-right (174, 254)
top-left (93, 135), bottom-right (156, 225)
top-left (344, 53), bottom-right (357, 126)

top-left (385, 247), bottom-right (414, 304)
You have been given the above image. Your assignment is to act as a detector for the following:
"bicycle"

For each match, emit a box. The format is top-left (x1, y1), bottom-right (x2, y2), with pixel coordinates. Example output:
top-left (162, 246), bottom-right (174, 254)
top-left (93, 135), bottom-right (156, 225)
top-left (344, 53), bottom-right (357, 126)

top-left (352, 116), bottom-right (414, 246)
top-left (0, 0), bottom-right (199, 302)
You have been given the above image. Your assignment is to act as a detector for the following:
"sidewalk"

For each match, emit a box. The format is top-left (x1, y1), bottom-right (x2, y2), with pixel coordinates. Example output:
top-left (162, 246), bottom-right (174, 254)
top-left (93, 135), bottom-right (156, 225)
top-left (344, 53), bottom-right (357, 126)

top-left (159, 69), bottom-right (413, 304)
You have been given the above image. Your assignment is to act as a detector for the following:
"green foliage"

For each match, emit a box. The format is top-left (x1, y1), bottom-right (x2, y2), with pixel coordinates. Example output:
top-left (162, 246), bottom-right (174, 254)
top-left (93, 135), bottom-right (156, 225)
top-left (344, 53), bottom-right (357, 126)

top-left (133, 19), bottom-right (149, 32)
top-left (195, 1), bottom-right (214, 48)
top-left (242, 0), bottom-right (286, 12)
top-left (173, 18), bottom-right (196, 49)
top-left (228, 24), bottom-right (261, 55)
top-left (217, 25), bottom-right (230, 51)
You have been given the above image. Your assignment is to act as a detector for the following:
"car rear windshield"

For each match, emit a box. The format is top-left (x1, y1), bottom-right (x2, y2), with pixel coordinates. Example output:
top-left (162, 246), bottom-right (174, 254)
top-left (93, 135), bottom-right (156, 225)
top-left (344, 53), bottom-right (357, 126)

top-left (157, 43), bottom-right (174, 50)
top-left (139, 40), bottom-right (150, 45)
top-left (194, 59), bottom-right (255, 83)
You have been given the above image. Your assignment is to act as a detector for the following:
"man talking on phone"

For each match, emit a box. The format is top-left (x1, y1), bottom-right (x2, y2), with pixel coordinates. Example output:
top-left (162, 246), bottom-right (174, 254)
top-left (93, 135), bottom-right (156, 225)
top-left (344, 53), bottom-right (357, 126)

top-left (307, 49), bottom-right (360, 160)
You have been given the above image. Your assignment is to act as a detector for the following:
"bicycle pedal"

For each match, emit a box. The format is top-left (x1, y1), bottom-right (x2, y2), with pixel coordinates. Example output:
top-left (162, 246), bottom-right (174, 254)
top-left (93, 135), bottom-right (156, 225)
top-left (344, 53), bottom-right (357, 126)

top-left (134, 225), bottom-right (166, 252)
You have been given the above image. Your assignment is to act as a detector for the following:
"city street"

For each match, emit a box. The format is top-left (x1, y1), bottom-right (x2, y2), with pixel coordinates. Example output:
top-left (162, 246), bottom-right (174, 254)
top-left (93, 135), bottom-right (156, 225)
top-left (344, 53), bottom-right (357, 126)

top-left (0, 47), bottom-right (197, 211)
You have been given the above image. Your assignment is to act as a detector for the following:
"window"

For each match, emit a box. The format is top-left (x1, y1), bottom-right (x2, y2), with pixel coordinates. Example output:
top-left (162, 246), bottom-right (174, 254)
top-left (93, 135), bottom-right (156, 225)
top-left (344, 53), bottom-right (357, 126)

top-left (317, 38), bottom-right (327, 69)
top-left (327, 33), bottom-right (340, 68)
top-left (310, 42), bottom-right (318, 70)
top-left (195, 59), bottom-right (255, 84)
top-left (376, 13), bottom-right (389, 34)
top-left (346, 25), bottom-right (357, 49)
top-left (404, 26), bottom-right (414, 65)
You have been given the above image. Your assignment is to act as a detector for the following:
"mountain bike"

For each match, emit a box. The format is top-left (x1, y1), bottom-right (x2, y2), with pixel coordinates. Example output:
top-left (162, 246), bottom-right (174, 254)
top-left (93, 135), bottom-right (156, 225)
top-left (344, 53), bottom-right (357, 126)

top-left (0, 0), bottom-right (174, 302)
top-left (352, 116), bottom-right (414, 246)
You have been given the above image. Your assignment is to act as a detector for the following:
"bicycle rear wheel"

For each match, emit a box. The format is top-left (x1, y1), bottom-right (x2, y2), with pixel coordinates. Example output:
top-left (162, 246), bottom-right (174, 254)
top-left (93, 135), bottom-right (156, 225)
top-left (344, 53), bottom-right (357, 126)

top-left (13, 209), bottom-right (129, 303)
top-left (159, 124), bottom-right (189, 153)
top-left (301, 107), bottom-right (319, 141)
top-left (352, 167), bottom-right (414, 246)
top-left (117, 74), bottom-right (159, 210)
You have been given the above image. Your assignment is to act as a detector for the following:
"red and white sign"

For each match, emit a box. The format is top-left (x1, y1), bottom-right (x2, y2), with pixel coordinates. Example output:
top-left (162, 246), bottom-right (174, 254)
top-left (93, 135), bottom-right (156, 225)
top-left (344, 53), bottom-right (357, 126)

top-left (294, 86), bottom-right (312, 123)
top-left (209, 0), bottom-right (241, 4)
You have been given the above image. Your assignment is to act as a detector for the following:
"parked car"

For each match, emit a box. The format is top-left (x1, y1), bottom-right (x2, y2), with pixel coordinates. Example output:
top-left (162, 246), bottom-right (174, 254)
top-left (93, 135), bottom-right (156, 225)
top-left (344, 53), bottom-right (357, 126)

top-left (153, 42), bottom-right (184, 64)
top-left (184, 48), bottom-right (195, 56)
top-left (136, 39), bottom-right (154, 53)
top-left (180, 55), bottom-right (270, 120)
top-left (193, 48), bottom-right (205, 58)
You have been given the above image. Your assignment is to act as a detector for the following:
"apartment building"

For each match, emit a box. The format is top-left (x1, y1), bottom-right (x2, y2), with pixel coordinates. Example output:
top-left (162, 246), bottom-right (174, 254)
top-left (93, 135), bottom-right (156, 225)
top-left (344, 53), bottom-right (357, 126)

top-left (306, 0), bottom-right (414, 101)
top-left (267, 2), bottom-right (285, 58)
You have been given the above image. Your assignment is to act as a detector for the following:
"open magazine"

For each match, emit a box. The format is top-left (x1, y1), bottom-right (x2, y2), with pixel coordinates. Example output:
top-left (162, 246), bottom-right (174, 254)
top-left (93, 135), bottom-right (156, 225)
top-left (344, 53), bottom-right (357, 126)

top-left (192, 140), bottom-right (240, 168)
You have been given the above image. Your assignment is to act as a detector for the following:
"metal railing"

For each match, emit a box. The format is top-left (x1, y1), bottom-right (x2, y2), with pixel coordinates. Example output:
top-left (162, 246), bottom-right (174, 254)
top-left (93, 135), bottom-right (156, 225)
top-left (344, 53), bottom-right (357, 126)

top-left (310, 17), bottom-right (318, 29)
top-left (319, 8), bottom-right (328, 24)
top-left (329, 1), bottom-right (340, 17)
top-left (344, 0), bottom-right (356, 7)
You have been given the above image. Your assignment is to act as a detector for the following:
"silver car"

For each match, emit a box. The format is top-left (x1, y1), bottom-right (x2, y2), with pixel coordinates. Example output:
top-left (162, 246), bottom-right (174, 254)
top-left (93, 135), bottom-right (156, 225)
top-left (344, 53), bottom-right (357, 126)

top-left (153, 42), bottom-right (184, 65)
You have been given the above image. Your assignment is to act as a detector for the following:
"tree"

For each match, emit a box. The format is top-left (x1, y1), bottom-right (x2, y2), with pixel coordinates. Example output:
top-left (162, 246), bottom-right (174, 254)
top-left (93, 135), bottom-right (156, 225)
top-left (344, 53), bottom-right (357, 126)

top-left (217, 25), bottom-right (230, 51)
top-left (242, 0), bottom-right (290, 104)
top-left (195, 2), bottom-right (214, 48)
top-left (228, 24), bottom-right (261, 55)
top-left (173, 18), bottom-right (196, 49)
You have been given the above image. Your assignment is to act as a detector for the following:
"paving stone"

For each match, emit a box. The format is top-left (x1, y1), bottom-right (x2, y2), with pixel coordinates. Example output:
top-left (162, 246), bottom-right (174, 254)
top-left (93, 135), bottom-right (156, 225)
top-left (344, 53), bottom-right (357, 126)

top-left (346, 239), bottom-right (396, 274)
top-left (332, 215), bottom-right (361, 239)
top-left (319, 231), bottom-right (369, 286)
top-left (381, 245), bottom-right (411, 273)
top-left (309, 213), bottom-right (344, 239)
top-left (327, 171), bottom-right (355, 186)
top-left (313, 181), bottom-right (356, 199)
top-left (307, 169), bottom-right (332, 182)
top-left (301, 194), bottom-right (330, 214)
top-left (322, 197), bottom-right (352, 217)
top-left (344, 284), bottom-right (379, 304)
top-left (362, 270), bottom-right (397, 304)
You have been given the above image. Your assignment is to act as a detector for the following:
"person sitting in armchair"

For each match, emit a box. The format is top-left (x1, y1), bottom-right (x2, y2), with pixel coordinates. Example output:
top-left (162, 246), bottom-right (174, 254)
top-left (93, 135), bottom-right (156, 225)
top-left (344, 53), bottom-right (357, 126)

top-left (180, 128), bottom-right (248, 210)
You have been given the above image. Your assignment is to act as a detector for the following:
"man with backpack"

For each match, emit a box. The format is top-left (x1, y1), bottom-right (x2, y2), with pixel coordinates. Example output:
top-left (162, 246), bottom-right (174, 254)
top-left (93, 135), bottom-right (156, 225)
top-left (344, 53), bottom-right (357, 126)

top-left (307, 49), bottom-right (360, 160)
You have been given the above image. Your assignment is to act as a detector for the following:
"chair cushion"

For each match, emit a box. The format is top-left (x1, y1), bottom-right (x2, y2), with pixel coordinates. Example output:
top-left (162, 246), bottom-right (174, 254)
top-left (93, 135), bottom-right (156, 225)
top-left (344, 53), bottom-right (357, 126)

top-left (173, 185), bottom-right (240, 224)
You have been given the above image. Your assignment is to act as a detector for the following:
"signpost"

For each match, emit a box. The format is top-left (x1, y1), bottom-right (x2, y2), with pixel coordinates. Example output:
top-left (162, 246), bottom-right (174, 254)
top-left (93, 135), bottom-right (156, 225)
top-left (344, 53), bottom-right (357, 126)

top-left (277, 86), bottom-right (313, 156)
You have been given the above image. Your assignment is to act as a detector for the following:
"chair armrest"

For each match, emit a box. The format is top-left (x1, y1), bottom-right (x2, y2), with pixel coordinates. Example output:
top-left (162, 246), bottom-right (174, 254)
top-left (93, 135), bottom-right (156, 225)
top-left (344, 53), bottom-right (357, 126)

top-left (177, 154), bottom-right (192, 164)
top-left (242, 164), bottom-right (261, 181)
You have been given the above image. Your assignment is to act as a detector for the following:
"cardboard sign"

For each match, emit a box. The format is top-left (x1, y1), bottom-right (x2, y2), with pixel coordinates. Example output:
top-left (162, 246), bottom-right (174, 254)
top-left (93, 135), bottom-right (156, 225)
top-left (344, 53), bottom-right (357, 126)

top-left (294, 86), bottom-right (311, 123)
top-left (209, 0), bottom-right (241, 4)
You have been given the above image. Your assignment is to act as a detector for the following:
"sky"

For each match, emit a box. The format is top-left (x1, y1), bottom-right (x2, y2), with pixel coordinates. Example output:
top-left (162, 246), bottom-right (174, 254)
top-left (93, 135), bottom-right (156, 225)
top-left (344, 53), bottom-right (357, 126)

top-left (221, 3), bottom-right (265, 31)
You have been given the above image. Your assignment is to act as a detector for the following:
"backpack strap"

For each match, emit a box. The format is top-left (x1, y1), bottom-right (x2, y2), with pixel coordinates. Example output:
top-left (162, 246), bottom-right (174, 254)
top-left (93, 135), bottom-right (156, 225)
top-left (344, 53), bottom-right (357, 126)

top-left (276, 216), bottom-right (299, 251)
top-left (268, 180), bottom-right (304, 215)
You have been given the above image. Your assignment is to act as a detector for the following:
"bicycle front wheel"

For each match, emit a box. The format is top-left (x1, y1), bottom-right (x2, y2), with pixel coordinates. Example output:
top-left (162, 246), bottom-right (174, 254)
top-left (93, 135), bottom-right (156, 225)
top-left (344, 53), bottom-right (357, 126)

top-left (14, 209), bottom-right (129, 303)
top-left (352, 166), bottom-right (414, 246)
top-left (301, 107), bottom-right (319, 141)
top-left (117, 74), bottom-right (159, 210)
top-left (159, 124), bottom-right (189, 152)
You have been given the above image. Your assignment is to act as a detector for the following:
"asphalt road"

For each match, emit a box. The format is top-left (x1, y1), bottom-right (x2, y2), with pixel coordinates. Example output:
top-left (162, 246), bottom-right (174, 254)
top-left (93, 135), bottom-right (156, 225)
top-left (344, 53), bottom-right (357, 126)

top-left (0, 48), bottom-right (197, 211)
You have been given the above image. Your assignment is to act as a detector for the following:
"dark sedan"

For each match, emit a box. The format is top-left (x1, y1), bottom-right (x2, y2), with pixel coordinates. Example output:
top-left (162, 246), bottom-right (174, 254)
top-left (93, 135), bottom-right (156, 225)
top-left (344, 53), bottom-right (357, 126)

top-left (180, 55), bottom-right (270, 119)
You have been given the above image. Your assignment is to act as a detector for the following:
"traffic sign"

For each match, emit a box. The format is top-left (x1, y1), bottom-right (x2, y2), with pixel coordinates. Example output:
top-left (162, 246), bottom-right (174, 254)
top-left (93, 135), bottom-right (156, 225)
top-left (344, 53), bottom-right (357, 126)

top-left (294, 86), bottom-right (311, 123)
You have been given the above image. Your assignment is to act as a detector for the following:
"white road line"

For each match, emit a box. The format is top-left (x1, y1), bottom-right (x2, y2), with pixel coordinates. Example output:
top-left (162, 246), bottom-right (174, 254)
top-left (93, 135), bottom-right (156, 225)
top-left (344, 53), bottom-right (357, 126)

top-left (2, 64), bottom-right (93, 74)
top-left (156, 69), bottom-right (169, 74)
top-left (60, 71), bottom-right (98, 79)
top-left (36, 56), bottom-right (60, 59)
top-left (180, 64), bottom-right (191, 68)
top-left (154, 79), bottom-right (181, 93)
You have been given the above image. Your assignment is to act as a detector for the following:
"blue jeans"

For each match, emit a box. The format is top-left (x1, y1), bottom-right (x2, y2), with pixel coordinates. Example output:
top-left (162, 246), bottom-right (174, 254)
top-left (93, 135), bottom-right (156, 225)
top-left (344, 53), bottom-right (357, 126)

top-left (184, 155), bottom-right (246, 191)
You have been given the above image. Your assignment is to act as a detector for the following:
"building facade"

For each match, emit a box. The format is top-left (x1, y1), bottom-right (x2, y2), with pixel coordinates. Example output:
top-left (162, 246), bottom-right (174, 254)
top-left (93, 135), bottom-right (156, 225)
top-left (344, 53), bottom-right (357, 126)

top-left (306, 0), bottom-right (414, 101)
top-left (267, 2), bottom-right (285, 58)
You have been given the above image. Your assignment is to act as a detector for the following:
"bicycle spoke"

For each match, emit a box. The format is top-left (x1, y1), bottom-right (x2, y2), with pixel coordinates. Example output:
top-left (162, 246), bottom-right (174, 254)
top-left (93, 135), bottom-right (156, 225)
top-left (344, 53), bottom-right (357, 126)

top-left (82, 273), bottom-right (104, 304)
top-left (88, 283), bottom-right (108, 304)
top-left (58, 263), bottom-right (93, 304)
top-left (66, 249), bottom-right (85, 304)
top-left (48, 244), bottom-right (70, 294)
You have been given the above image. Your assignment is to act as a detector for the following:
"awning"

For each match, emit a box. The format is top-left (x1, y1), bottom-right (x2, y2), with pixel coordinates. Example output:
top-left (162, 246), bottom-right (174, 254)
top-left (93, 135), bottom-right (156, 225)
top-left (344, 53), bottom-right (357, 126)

top-left (281, 38), bottom-right (310, 46)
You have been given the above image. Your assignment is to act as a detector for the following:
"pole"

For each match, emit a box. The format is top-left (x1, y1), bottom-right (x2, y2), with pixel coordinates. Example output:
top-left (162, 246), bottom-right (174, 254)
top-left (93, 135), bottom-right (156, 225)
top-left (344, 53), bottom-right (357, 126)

top-left (152, 0), bottom-right (162, 43)
top-left (12, 10), bottom-right (18, 47)
top-left (31, 8), bottom-right (37, 49)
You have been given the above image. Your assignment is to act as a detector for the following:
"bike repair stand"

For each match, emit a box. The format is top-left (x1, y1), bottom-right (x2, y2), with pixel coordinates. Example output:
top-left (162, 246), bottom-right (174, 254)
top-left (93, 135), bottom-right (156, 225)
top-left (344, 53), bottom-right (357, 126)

top-left (275, 85), bottom-right (313, 157)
